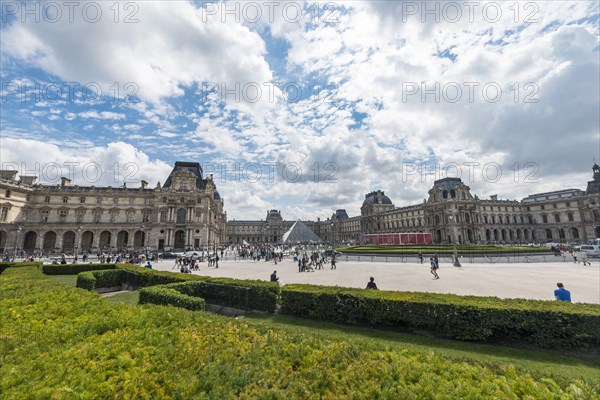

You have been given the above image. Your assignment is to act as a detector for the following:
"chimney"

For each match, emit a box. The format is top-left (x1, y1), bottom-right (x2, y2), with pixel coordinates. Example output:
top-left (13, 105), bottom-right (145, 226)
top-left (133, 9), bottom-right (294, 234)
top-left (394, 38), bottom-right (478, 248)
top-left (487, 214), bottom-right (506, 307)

top-left (0, 170), bottom-right (18, 181)
top-left (490, 194), bottom-right (498, 201)
top-left (60, 177), bottom-right (72, 187)
top-left (140, 180), bottom-right (148, 189)
top-left (20, 175), bottom-right (37, 185)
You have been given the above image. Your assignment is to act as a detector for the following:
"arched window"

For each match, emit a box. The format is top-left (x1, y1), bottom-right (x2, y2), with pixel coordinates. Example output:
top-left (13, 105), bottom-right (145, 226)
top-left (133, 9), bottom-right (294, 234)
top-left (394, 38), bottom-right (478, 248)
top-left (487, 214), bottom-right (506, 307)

top-left (176, 208), bottom-right (186, 224)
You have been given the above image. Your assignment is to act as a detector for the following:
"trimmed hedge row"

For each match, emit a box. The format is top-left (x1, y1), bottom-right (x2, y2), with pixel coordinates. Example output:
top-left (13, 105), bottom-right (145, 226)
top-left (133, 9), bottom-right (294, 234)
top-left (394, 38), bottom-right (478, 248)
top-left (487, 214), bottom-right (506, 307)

top-left (0, 261), bottom-right (42, 274)
top-left (163, 281), bottom-right (271, 313)
top-left (139, 286), bottom-right (205, 311)
top-left (42, 263), bottom-right (116, 275)
top-left (76, 270), bottom-right (137, 291)
top-left (115, 264), bottom-right (278, 312)
top-left (280, 284), bottom-right (600, 349)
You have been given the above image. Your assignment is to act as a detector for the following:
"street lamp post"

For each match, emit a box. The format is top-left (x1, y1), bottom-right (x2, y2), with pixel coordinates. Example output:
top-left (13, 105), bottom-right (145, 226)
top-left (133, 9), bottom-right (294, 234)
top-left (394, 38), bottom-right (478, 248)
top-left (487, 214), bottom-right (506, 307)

top-left (448, 211), bottom-right (462, 267)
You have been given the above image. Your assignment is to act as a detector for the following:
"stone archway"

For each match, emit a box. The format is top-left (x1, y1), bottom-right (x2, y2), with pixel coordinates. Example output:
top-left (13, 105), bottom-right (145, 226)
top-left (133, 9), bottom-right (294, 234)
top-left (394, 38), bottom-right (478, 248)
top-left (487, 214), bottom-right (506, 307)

top-left (0, 230), bottom-right (7, 252)
top-left (23, 231), bottom-right (37, 253)
top-left (117, 231), bottom-right (129, 249)
top-left (43, 231), bottom-right (57, 252)
top-left (174, 230), bottom-right (185, 250)
top-left (62, 231), bottom-right (76, 252)
top-left (133, 230), bottom-right (145, 248)
top-left (99, 231), bottom-right (111, 250)
top-left (81, 231), bottom-right (94, 251)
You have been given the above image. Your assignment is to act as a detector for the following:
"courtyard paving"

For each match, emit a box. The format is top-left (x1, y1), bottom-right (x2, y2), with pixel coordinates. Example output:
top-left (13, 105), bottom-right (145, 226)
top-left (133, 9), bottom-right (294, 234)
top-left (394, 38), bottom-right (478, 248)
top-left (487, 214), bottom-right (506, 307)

top-left (151, 257), bottom-right (600, 304)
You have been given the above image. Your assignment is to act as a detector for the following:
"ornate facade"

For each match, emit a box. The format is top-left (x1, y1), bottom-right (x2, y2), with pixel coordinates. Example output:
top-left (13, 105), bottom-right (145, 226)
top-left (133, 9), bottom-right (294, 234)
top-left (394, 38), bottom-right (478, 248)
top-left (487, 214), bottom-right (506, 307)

top-left (227, 165), bottom-right (600, 245)
top-left (0, 162), bottom-right (227, 255)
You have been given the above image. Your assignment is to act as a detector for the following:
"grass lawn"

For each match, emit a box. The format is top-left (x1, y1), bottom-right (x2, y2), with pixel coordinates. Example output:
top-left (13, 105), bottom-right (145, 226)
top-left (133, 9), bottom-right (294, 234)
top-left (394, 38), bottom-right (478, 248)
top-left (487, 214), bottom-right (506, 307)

top-left (46, 274), bottom-right (78, 286)
top-left (104, 290), bottom-right (140, 304)
top-left (246, 314), bottom-right (600, 387)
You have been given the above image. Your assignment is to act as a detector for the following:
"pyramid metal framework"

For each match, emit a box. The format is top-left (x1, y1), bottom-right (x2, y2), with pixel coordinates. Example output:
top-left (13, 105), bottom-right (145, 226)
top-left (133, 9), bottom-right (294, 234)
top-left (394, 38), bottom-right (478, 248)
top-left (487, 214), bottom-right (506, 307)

top-left (282, 219), bottom-right (323, 243)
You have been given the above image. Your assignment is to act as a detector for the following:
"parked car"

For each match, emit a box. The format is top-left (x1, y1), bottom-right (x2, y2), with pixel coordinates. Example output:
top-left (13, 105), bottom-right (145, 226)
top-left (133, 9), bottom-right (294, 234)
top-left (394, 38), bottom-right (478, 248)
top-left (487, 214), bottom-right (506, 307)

top-left (579, 245), bottom-right (600, 257)
top-left (159, 252), bottom-right (179, 259)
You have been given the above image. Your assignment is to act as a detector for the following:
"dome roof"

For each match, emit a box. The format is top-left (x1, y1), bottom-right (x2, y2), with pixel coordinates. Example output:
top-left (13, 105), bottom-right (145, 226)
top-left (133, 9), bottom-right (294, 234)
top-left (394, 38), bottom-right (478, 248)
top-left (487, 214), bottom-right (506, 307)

top-left (213, 190), bottom-right (221, 200)
top-left (363, 190), bottom-right (392, 206)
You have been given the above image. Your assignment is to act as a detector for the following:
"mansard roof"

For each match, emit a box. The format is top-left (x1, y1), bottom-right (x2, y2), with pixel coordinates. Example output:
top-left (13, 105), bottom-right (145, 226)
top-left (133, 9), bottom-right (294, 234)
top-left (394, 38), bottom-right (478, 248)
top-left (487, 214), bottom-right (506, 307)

top-left (162, 161), bottom-right (207, 189)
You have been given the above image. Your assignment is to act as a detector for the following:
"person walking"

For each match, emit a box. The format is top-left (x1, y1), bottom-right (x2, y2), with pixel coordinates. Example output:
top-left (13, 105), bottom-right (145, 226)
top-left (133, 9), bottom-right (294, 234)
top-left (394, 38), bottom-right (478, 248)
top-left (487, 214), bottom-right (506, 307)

top-left (430, 257), bottom-right (439, 279)
top-left (581, 251), bottom-right (590, 266)
top-left (331, 254), bottom-right (337, 270)
top-left (554, 282), bottom-right (571, 302)
top-left (366, 277), bottom-right (378, 289)
top-left (418, 252), bottom-right (424, 264)
top-left (571, 250), bottom-right (578, 263)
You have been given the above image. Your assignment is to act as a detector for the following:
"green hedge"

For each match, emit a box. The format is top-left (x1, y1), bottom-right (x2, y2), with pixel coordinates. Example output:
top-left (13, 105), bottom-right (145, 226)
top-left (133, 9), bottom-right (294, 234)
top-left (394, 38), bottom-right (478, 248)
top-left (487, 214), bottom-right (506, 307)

top-left (165, 280), bottom-right (277, 313)
top-left (76, 271), bottom-right (97, 290)
top-left (42, 263), bottom-right (116, 275)
top-left (4, 267), bottom-right (597, 398)
top-left (76, 269), bottom-right (136, 291)
top-left (280, 284), bottom-right (600, 349)
top-left (0, 261), bottom-right (42, 274)
top-left (116, 264), bottom-right (201, 286)
top-left (116, 264), bottom-right (278, 312)
top-left (139, 286), bottom-right (205, 311)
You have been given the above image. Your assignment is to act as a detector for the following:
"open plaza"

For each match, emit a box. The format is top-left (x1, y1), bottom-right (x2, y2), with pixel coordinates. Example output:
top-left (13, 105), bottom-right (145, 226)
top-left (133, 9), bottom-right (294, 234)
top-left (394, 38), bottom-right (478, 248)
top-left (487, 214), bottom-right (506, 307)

top-left (148, 256), bottom-right (600, 304)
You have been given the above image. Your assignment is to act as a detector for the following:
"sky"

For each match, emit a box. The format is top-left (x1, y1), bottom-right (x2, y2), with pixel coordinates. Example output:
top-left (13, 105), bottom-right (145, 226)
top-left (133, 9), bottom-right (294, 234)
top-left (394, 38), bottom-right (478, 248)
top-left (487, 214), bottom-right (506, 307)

top-left (1, 1), bottom-right (599, 221)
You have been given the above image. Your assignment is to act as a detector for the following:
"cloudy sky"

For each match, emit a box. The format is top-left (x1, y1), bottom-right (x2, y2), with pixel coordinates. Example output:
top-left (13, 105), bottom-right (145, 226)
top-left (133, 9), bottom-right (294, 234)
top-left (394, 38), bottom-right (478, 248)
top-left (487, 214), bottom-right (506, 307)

top-left (1, 1), bottom-right (599, 220)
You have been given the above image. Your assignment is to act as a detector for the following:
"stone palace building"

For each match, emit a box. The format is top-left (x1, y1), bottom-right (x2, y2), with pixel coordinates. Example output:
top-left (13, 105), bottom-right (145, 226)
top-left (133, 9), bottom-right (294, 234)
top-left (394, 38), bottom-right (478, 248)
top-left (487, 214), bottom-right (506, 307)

top-left (1, 161), bottom-right (600, 255)
top-left (227, 164), bottom-right (600, 245)
top-left (0, 162), bottom-right (227, 255)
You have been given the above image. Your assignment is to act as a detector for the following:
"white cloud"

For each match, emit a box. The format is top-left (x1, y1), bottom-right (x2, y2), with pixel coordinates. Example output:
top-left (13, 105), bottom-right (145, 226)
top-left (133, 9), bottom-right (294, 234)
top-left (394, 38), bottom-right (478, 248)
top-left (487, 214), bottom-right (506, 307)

top-left (1, 1), bottom-right (277, 120)
top-left (0, 138), bottom-right (172, 187)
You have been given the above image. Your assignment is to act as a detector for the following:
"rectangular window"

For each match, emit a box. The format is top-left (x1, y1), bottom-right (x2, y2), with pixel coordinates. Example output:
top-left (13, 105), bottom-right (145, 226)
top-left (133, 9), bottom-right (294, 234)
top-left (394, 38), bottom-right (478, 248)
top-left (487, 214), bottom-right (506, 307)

top-left (40, 210), bottom-right (49, 223)
top-left (94, 212), bottom-right (102, 223)
top-left (553, 203), bottom-right (557, 209)
top-left (96, 197), bottom-right (102, 205)
top-left (59, 210), bottom-right (68, 222)
top-left (541, 205), bottom-right (545, 210)
top-left (160, 211), bottom-right (167, 222)
top-left (144, 198), bottom-right (150, 205)
top-left (142, 212), bottom-right (150, 223)
top-left (127, 212), bottom-right (135, 223)
top-left (5, 190), bottom-right (11, 198)
top-left (542, 215), bottom-right (548, 223)
top-left (45, 196), bottom-right (51, 203)
top-left (110, 212), bottom-right (118, 223)
top-left (80, 197), bottom-right (86, 204)
top-left (568, 212), bottom-right (574, 222)
top-left (113, 197), bottom-right (118, 205)
top-left (22, 209), bottom-right (29, 222)
top-left (554, 214), bottom-right (560, 223)
top-left (566, 202), bottom-right (571, 207)
top-left (0, 207), bottom-right (8, 221)
top-left (76, 211), bottom-right (85, 223)
top-left (62, 197), bottom-right (68, 203)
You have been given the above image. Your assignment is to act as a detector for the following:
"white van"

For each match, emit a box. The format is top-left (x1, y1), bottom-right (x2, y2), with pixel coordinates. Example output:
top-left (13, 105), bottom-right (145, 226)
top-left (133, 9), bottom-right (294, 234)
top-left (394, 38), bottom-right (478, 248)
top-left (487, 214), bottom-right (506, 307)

top-left (580, 245), bottom-right (600, 257)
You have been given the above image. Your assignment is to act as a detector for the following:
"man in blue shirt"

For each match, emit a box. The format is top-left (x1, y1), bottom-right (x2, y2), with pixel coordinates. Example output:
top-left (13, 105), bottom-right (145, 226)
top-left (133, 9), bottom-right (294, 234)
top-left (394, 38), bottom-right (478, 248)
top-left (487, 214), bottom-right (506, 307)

top-left (554, 282), bottom-right (571, 302)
